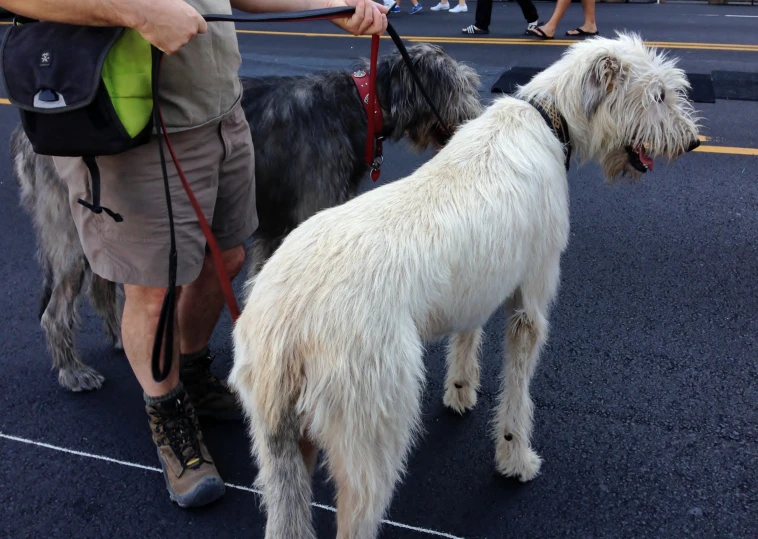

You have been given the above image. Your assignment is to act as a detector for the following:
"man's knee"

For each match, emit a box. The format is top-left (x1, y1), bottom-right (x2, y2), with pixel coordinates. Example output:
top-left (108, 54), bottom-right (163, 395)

top-left (124, 284), bottom-right (180, 320)
top-left (221, 244), bottom-right (246, 279)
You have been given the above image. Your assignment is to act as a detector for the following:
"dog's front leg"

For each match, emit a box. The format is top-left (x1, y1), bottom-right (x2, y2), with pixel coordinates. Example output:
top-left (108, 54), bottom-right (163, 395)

top-left (493, 289), bottom-right (549, 482)
top-left (443, 328), bottom-right (482, 414)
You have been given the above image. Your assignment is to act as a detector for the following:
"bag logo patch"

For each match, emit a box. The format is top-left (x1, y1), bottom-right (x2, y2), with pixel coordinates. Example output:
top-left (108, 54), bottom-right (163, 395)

top-left (40, 52), bottom-right (51, 67)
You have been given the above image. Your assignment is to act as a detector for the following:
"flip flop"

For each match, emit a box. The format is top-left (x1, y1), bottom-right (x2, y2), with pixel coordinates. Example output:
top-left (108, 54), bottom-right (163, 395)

top-left (566, 27), bottom-right (598, 37)
top-left (527, 27), bottom-right (554, 40)
top-left (462, 25), bottom-right (488, 34)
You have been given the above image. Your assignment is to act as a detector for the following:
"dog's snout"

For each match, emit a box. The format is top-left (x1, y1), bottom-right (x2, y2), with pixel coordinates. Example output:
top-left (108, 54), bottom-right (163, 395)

top-left (686, 138), bottom-right (701, 152)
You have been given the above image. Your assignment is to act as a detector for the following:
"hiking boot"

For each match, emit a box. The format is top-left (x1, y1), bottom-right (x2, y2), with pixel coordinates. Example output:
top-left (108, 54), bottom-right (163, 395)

top-left (180, 349), bottom-right (242, 422)
top-left (146, 387), bottom-right (226, 508)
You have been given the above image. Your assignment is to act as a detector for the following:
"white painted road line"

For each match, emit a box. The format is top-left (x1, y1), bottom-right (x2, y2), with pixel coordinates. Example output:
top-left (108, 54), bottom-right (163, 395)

top-left (0, 431), bottom-right (466, 539)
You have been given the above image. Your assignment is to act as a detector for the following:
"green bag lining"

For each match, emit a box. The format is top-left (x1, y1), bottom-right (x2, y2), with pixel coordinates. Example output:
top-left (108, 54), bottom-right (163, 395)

top-left (101, 29), bottom-right (153, 138)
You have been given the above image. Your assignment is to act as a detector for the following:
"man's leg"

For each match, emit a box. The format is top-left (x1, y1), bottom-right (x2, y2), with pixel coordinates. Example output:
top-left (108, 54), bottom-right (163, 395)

top-left (176, 99), bottom-right (259, 421)
top-left (178, 246), bottom-right (245, 355)
top-left (53, 110), bottom-right (236, 509)
top-left (122, 284), bottom-right (181, 396)
top-left (176, 245), bottom-right (246, 421)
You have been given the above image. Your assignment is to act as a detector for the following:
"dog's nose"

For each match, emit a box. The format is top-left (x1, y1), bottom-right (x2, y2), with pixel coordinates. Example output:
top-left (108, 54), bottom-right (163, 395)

top-left (686, 138), bottom-right (701, 152)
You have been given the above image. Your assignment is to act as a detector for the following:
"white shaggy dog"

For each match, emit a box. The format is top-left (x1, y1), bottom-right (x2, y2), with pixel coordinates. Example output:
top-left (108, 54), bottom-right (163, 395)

top-left (230, 33), bottom-right (701, 539)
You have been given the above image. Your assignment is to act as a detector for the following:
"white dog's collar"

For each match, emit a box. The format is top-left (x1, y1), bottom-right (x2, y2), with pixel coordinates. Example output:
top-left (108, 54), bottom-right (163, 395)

top-left (526, 98), bottom-right (572, 172)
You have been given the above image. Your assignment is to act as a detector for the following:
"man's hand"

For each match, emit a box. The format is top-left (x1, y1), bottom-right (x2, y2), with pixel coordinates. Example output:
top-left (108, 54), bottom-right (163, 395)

top-left (327, 0), bottom-right (388, 36)
top-left (132, 0), bottom-right (208, 54)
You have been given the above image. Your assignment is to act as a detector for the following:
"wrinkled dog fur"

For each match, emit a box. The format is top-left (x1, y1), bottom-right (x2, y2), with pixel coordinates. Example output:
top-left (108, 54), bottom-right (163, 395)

top-left (230, 34), bottom-right (701, 539)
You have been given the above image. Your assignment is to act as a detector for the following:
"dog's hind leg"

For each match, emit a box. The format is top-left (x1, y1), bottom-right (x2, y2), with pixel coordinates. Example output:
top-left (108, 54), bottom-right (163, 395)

top-left (321, 333), bottom-right (425, 539)
top-left (494, 253), bottom-right (561, 482)
top-left (87, 274), bottom-right (124, 350)
top-left (443, 328), bottom-right (483, 414)
top-left (42, 255), bottom-right (105, 392)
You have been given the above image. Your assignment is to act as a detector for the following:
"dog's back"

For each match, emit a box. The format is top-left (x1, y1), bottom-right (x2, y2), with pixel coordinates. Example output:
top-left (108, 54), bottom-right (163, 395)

top-left (240, 74), bottom-right (367, 242)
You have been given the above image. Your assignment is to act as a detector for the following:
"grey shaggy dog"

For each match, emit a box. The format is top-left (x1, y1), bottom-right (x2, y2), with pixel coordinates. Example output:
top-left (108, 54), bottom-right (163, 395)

top-left (10, 43), bottom-right (483, 392)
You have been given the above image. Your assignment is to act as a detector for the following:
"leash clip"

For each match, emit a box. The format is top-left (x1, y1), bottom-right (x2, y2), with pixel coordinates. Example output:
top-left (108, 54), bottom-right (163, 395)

top-left (370, 136), bottom-right (385, 182)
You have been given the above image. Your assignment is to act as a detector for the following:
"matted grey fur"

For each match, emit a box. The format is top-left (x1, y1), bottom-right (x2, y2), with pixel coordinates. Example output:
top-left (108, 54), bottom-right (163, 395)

top-left (10, 43), bottom-right (483, 392)
top-left (242, 42), bottom-right (482, 277)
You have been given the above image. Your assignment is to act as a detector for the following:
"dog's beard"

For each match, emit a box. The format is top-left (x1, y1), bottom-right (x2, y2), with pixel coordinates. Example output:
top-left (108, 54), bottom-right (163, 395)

top-left (601, 147), bottom-right (649, 182)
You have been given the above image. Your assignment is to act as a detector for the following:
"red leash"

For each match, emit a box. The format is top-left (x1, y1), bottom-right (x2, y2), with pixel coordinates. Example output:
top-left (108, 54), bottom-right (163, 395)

top-left (157, 100), bottom-right (241, 322)
top-left (366, 34), bottom-right (381, 178)
top-left (154, 13), bottom-right (382, 330)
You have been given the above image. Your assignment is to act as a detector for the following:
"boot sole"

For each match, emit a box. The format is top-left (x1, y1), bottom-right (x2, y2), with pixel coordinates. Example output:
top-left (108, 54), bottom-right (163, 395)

top-left (157, 449), bottom-right (226, 508)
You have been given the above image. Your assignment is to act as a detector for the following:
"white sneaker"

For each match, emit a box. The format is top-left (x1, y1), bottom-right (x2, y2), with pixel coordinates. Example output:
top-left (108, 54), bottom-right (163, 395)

top-left (430, 2), bottom-right (450, 10)
top-left (449, 4), bottom-right (468, 13)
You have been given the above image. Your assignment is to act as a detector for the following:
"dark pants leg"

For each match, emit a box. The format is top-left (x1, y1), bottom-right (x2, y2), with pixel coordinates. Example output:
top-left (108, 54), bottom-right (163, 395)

top-left (514, 0), bottom-right (539, 23)
top-left (474, 0), bottom-right (494, 30)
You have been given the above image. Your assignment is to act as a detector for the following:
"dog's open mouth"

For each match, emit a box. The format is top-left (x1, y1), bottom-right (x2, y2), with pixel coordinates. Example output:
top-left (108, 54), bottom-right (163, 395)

top-left (625, 144), bottom-right (654, 173)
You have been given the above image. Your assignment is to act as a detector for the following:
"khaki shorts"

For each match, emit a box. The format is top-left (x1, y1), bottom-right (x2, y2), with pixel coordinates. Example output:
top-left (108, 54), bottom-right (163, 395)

top-left (54, 100), bottom-right (258, 287)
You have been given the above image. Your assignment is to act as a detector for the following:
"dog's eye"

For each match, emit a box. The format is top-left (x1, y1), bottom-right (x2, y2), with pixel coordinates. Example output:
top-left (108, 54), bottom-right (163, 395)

top-left (657, 90), bottom-right (666, 103)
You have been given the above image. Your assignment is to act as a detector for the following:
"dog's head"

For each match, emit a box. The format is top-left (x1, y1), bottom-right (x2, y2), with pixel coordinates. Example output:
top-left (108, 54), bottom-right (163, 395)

top-left (520, 33), bottom-right (701, 181)
top-left (369, 43), bottom-right (483, 151)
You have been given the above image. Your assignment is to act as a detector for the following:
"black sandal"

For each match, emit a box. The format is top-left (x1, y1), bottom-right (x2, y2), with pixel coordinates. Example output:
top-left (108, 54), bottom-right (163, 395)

top-left (527, 27), bottom-right (554, 40)
top-left (461, 25), bottom-right (489, 34)
top-left (566, 27), bottom-right (598, 37)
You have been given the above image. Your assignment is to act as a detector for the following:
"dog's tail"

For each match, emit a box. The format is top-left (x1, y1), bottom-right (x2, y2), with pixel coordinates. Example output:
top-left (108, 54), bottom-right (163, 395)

top-left (230, 319), bottom-right (315, 539)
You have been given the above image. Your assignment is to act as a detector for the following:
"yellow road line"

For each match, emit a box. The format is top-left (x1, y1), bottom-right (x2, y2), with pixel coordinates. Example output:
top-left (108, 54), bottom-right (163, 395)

top-left (1, 20), bottom-right (755, 51)
top-left (233, 29), bottom-right (758, 52)
top-left (693, 145), bottom-right (758, 156)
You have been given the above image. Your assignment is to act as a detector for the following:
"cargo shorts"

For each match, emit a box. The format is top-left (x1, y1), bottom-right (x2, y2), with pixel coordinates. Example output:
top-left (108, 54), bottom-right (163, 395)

top-left (53, 100), bottom-right (258, 288)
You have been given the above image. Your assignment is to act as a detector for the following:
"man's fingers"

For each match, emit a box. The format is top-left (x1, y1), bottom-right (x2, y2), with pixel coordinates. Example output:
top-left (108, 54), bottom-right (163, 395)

top-left (197, 16), bottom-right (208, 34)
top-left (350, 0), bottom-right (366, 35)
top-left (358, 0), bottom-right (376, 35)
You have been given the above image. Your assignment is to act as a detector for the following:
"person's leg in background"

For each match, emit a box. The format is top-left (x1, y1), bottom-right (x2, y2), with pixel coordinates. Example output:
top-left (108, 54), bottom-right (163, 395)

top-left (514, 0), bottom-right (541, 34)
top-left (462, 0), bottom-right (492, 33)
top-left (565, 0), bottom-right (597, 36)
top-left (528, 0), bottom-right (597, 39)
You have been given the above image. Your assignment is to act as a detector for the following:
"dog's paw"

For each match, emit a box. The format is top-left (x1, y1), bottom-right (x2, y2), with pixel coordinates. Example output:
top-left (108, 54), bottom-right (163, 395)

top-left (443, 382), bottom-right (477, 414)
top-left (495, 439), bottom-right (542, 482)
top-left (59, 366), bottom-right (105, 392)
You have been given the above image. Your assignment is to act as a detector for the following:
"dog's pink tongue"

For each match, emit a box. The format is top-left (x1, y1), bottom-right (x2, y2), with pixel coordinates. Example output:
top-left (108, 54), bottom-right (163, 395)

top-left (636, 144), bottom-right (654, 171)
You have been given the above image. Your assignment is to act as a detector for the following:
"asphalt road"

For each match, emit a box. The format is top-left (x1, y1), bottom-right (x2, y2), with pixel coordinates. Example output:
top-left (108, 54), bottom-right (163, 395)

top-left (1, 3), bottom-right (757, 538)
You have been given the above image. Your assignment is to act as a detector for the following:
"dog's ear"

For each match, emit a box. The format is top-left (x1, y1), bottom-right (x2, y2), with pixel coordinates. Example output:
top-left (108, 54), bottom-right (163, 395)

top-left (582, 54), bottom-right (622, 118)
